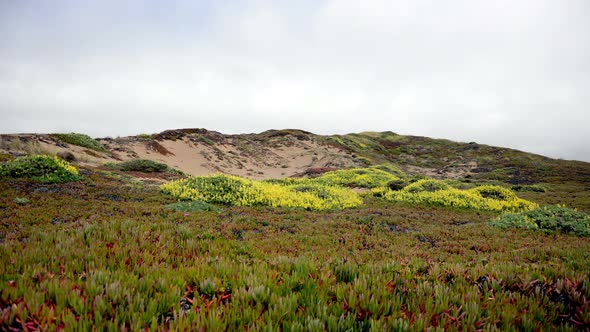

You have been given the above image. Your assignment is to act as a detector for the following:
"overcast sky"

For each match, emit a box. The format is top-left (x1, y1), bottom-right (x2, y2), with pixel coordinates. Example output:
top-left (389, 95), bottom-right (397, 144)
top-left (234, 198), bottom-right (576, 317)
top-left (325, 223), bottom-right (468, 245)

top-left (1, 1), bottom-right (589, 161)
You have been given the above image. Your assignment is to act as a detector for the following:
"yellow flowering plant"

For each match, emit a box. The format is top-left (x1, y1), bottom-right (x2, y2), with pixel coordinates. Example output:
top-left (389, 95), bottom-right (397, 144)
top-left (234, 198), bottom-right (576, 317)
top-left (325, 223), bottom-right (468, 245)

top-left (161, 174), bottom-right (362, 211)
top-left (374, 179), bottom-right (537, 212)
top-left (313, 166), bottom-right (404, 188)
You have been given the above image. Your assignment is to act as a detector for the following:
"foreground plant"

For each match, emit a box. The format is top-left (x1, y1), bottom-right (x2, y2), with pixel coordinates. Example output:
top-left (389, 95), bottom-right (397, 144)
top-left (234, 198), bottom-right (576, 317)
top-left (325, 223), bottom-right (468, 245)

top-left (161, 173), bottom-right (362, 211)
top-left (0, 155), bottom-right (80, 183)
top-left (491, 205), bottom-right (590, 237)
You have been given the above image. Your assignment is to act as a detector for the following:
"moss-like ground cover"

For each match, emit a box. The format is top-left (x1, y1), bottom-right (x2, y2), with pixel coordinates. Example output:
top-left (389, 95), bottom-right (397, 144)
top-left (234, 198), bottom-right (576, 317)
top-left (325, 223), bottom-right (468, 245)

top-left (1, 165), bottom-right (589, 330)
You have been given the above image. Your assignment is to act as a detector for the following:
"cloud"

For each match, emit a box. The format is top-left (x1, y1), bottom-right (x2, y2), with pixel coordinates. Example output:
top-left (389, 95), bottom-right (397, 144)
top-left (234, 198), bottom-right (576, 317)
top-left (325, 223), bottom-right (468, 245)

top-left (0, 0), bottom-right (589, 161)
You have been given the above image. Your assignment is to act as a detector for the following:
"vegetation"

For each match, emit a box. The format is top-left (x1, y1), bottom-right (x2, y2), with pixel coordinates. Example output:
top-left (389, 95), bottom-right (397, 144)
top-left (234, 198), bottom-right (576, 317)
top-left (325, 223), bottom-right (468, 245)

top-left (51, 133), bottom-right (107, 152)
top-left (0, 155), bottom-right (80, 183)
top-left (0, 152), bottom-right (14, 162)
top-left (491, 205), bottom-right (590, 237)
top-left (161, 174), bottom-right (362, 211)
top-left (511, 184), bottom-right (547, 193)
top-left (165, 201), bottom-right (221, 213)
top-left (0, 168), bottom-right (589, 331)
top-left (312, 166), bottom-right (404, 189)
top-left (321, 131), bottom-right (590, 187)
top-left (375, 179), bottom-right (538, 212)
top-left (109, 159), bottom-right (170, 173)
top-left (1, 129), bottom-right (590, 330)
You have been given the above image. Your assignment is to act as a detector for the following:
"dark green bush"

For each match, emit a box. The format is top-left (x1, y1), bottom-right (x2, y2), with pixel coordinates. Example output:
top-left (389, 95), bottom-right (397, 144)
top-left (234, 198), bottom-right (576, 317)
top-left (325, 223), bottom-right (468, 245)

top-left (387, 179), bottom-right (408, 191)
top-left (475, 187), bottom-right (510, 200)
top-left (511, 184), bottom-right (547, 193)
top-left (0, 155), bottom-right (80, 183)
top-left (491, 205), bottom-right (590, 237)
top-left (291, 185), bottom-right (332, 199)
top-left (112, 159), bottom-right (169, 173)
top-left (52, 133), bottom-right (106, 152)
top-left (404, 179), bottom-right (449, 193)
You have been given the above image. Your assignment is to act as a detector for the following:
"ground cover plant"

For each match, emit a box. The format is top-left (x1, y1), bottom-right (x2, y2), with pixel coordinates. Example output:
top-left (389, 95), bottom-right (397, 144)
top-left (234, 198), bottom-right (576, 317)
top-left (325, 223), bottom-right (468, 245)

top-left (51, 133), bottom-right (107, 152)
top-left (108, 159), bottom-right (170, 173)
top-left (165, 201), bottom-right (221, 213)
top-left (0, 169), bottom-right (589, 331)
top-left (162, 174), bottom-right (362, 211)
top-left (491, 205), bottom-right (590, 237)
top-left (312, 166), bottom-right (404, 189)
top-left (373, 179), bottom-right (538, 212)
top-left (0, 155), bottom-right (80, 183)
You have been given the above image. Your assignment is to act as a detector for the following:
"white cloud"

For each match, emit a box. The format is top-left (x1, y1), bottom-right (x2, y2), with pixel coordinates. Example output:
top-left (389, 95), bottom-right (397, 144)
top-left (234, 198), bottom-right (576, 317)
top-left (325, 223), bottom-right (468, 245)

top-left (0, 0), bottom-right (588, 161)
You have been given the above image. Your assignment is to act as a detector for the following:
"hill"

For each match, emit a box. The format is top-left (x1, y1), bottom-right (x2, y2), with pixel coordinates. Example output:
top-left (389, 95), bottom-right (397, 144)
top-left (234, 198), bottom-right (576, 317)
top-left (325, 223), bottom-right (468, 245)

top-left (2, 128), bottom-right (589, 210)
top-left (1, 129), bottom-right (589, 330)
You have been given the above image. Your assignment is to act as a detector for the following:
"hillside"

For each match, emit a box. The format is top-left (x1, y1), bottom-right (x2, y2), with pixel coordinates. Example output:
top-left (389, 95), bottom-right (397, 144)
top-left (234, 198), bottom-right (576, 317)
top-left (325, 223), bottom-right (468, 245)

top-left (1, 129), bottom-right (590, 330)
top-left (2, 128), bottom-right (589, 210)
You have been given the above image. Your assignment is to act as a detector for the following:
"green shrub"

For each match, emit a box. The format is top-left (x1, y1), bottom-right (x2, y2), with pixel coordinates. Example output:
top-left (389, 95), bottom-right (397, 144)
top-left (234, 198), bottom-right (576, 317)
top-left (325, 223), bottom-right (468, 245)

top-left (387, 179), bottom-right (408, 191)
top-left (52, 133), bottom-right (106, 152)
top-left (111, 159), bottom-right (169, 173)
top-left (0, 155), bottom-right (80, 183)
top-left (404, 179), bottom-right (450, 193)
top-left (137, 133), bottom-right (155, 139)
top-left (490, 205), bottom-right (590, 237)
top-left (315, 166), bottom-right (402, 188)
top-left (471, 185), bottom-right (516, 201)
top-left (511, 184), bottom-right (547, 193)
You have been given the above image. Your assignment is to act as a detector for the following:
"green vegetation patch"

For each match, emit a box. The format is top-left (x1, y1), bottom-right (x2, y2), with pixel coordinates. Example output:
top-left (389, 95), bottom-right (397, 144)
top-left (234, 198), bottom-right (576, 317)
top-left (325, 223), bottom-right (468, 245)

top-left (0, 155), bottom-right (80, 183)
top-left (0, 152), bottom-right (14, 162)
top-left (404, 179), bottom-right (450, 193)
top-left (165, 201), bottom-right (221, 213)
top-left (51, 133), bottom-right (107, 152)
top-left (375, 179), bottom-right (537, 212)
top-left (314, 166), bottom-right (404, 189)
top-left (161, 174), bottom-right (362, 211)
top-left (491, 205), bottom-right (590, 237)
top-left (511, 184), bottom-right (547, 193)
top-left (109, 159), bottom-right (170, 173)
top-left (14, 197), bottom-right (31, 205)
top-left (1, 163), bottom-right (589, 331)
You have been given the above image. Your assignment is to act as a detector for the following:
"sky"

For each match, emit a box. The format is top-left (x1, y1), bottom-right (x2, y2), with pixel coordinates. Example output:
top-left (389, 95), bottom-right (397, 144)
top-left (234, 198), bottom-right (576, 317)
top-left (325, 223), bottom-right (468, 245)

top-left (1, 1), bottom-right (589, 162)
